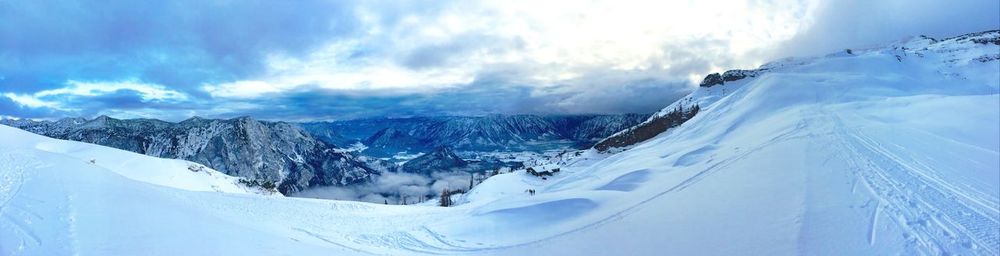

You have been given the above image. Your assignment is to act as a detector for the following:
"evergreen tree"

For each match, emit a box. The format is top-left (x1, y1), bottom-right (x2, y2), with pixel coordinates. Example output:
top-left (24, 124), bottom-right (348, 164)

top-left (469, 173), bottom-right (475, 191)
top-left (439, 189), bottom-right (452, 207)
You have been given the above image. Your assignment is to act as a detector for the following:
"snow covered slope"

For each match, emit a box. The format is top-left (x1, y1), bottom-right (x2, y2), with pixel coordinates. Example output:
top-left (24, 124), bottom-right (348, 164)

top-left (0, 125), bottom-right (362, 255)
top-left (0, 125), bottom-right (270, 195)
top-left (479, 30), bottom-right (1000, 255)
top-left (1, 30), bottom-right (997, 255)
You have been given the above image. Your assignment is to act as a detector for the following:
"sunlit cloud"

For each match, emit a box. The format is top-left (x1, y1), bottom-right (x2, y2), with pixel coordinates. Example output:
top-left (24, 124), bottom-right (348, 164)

top-left (2, 92), bottom-right (64, 110)
top-left (3, 79), bottom-right (187, 111)
top-left (38, 80), bottom-right (187, 101)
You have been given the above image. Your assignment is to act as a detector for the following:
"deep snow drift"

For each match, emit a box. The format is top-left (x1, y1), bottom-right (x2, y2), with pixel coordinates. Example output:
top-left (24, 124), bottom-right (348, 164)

top-left (1, 31), bottom-right (998, 255)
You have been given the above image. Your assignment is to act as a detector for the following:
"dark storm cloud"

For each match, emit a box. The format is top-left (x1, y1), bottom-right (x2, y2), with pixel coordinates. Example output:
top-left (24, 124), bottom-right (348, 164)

top-left (201, 83), bottom-right (544, 121)
top-left (0, 0), bottom-right (362, 93)
top-left (0, 97), bottom-right (59, 119)
top-left (186, 74), bottom-right (688, 122)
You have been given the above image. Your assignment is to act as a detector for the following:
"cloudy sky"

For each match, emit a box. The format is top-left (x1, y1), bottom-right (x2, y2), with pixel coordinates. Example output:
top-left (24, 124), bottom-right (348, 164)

top-left (0, 0), bottom-right (997, 121)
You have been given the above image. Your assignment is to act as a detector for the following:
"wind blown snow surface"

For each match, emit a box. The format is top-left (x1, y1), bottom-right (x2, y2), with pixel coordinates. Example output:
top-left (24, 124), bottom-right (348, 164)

top-left (1, 31), bottom-right (998, 255)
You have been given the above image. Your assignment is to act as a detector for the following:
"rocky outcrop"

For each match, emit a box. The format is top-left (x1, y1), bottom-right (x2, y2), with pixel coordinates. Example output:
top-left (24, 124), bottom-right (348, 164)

top-left (699, 73), bottom-right (724, 87)
top-left (722, 69), bottom-right (762, 82)
top-left (945, 29), bottom-right (1000, 46)
top-left (701, 68), bottom-right (766, 88)
top-left (594, 104), bottom-right (699, 152)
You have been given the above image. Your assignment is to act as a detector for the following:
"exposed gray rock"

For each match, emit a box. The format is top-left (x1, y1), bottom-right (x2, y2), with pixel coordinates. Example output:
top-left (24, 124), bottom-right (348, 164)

top-left (699, 73), bottom-right (724, 87)
top-left (944, 29), bottom-right (999, 46)
top-left (722, 69), bottom-right (761, 82)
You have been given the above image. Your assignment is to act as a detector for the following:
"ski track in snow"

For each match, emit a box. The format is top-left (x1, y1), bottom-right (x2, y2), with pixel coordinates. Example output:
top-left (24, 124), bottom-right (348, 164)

top-left (0, 152), bottom-right (24, 212)
top-left (0, 151), bottom-right (41, 254)
top-left (292, 227), bottom-right (372, 255)
top-left (833, 114), bottom-right (1000, 255)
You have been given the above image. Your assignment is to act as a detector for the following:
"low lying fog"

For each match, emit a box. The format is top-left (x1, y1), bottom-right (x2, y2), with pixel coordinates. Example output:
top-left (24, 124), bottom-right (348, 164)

top-left (291, 171), bottom-right (478, 204)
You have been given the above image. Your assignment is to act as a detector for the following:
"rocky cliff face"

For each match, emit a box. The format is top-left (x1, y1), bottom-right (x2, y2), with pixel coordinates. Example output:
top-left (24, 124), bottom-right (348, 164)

top-left (2, 116), bottom-right (378, 193)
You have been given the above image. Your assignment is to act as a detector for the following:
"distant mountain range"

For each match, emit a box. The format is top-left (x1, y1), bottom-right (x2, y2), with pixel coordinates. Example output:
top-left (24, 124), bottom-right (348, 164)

top-left (300, 114), bottom-right (649, 157)
top-left (1, 115), bottom-right (378, 193)
top-left (399, 146), bottom-right (524, 175)
top-left (1, 113), bottom-right (648, 192)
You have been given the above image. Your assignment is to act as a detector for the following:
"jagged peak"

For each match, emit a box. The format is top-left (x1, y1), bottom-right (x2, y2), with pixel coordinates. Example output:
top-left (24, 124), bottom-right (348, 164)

top-left (182, 116), bottom-right (207, 122)
top-left (57, 117), bottom-right (87, 124)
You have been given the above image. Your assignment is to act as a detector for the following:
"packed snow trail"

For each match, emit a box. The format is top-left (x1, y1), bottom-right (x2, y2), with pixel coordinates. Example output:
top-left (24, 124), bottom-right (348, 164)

top-left (1, 31), bottom-right (998, 255)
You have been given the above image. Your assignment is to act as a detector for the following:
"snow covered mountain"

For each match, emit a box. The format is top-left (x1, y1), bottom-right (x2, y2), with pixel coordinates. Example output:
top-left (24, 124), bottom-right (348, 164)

top-left (1, 30), bottom-right (997, 255)
top-left (301, 114), bottom-right (649, 156)
top-left (1, 116), bottom-right (379, 193)
top-left (400, 146), bottom-right (469, 175)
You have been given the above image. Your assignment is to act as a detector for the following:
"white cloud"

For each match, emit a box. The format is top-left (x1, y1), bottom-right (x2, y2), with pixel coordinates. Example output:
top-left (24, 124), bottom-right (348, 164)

top-left (202, 41), bottom-right (479, 99)
top-left (202, 80), bottom-right (281, 99)
top-left (44, 80), bottom-right (188, 101)
top-left (2, 79), bottom-right (187, 110)
top-left (3, 92), bottom-right (64, 109)
top-left (202, 0), bottom-right (818, 99)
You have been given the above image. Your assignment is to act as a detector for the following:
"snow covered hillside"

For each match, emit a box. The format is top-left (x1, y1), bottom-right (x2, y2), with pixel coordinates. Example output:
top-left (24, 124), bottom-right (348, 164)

top-left (1, 30), bottom-right (998, 255)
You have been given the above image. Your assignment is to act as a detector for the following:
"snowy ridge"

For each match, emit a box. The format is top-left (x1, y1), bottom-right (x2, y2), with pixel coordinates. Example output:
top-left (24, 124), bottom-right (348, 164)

top-left (0, 125), bottom-right (272, 195)
top-left (596, 29), bottom-right (1000, 152)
